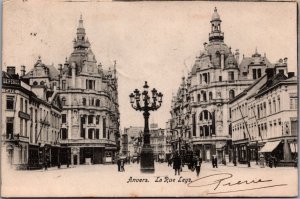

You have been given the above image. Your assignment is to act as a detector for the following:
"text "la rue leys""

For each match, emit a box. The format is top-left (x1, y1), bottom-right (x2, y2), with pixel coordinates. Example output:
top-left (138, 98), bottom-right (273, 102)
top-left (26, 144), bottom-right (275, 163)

top-left (155, 176), bottom-right (192, 184)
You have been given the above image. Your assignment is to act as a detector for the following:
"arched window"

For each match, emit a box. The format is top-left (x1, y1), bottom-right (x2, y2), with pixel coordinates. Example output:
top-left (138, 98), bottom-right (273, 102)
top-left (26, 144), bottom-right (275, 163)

top-left (61, 97), bottom-right (66, 106)
top-left (216, 51), bottom-right (221, 67)
top-left (229, 90), bottom-right (235, 100)
top-left (96, 99), bottom-right (100, 107)
top-left (197, 94), bottom-right (201, 102)
top-left (202, 91), bottom-right (207, 102)
top-left (82, 98), bottom-right (86, 106)
top-left (209, 92), bottom-right (213, 100)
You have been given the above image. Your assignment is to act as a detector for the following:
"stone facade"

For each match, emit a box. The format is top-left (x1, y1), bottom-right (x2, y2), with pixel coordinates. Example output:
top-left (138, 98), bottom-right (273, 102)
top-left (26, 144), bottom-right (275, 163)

top-left (168, 7), bottom-right (291, 164)
top-left (229, 66), bottom-right (297, 166)
top-left (2, 66), bottom-right (62, 169)
top-left (20, 16), bottom-right (120, 165)
top-left (56, 16), bottom-right (120, 165)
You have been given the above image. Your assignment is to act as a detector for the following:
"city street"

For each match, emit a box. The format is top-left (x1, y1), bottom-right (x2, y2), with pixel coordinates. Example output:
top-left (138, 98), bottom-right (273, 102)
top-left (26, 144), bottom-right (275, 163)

top-left (2, 162), bottom-right (297, 197)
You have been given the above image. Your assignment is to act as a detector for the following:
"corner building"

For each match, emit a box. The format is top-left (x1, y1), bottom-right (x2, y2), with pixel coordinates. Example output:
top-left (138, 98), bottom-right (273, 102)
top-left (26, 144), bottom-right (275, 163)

top-left (170, 8), bottom-right (274, 163)
top-left (58, 16), bottom-right (120, 165)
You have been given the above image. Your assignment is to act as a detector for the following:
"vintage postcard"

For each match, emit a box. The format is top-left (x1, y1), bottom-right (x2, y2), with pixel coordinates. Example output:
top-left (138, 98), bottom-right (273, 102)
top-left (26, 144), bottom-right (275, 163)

top-left (1, 0), bottom-right (298, 197)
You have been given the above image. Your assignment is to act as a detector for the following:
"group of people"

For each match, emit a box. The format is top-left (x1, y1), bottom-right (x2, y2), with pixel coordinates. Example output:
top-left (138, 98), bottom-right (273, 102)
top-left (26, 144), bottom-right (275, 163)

top-left (168, 153), bottom-right (203, 177)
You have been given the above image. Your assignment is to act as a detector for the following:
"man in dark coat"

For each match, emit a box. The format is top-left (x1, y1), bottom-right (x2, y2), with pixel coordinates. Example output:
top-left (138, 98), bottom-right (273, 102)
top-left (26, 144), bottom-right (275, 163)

top-left (117, 157), bottom-right (121, 172)
top-left (195, 157), bottom-right (202, 177)
top-left (173, 154), bottom-right (181, 175)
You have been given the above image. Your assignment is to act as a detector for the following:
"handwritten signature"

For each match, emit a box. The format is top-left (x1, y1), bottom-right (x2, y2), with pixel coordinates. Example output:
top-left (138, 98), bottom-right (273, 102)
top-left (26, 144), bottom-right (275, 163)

top-left (187, 173), bottom-right (287, 194)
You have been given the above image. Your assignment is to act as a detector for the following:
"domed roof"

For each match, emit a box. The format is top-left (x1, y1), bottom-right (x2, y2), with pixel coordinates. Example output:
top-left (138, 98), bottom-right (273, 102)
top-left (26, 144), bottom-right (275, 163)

top-left (211, 7), bottom-right (221, 21)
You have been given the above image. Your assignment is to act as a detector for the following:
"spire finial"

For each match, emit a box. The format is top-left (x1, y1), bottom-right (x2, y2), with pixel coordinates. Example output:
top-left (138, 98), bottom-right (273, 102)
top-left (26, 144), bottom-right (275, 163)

top-left (214, 7), bottom-right (217, 12)
top-left (255, 47), bottom-right (258, 54)
top-left (80, 14), bottom-right (82, 20)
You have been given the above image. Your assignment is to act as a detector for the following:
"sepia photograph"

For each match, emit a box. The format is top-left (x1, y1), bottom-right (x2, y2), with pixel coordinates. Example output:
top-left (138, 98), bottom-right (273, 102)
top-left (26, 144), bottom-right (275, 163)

top-left (1, 0), bottom-right (298, 197)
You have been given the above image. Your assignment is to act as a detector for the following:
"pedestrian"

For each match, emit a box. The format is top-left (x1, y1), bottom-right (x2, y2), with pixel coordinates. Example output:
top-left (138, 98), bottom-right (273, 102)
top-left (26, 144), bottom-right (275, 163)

top-left (273, 156), bottom-right (277, 168)
top-left (117, 157), bottom-right (121, 172)
top-left (120, 159), bottom-right (125, 172)
top-left (195, 157), bottom-right (202, 177)
top-left (173, 154), bottom-right (181, 175)
top-left (168, 158), bottom-right (172, 167)
top-left (212, 155), bottom-right (218, 168)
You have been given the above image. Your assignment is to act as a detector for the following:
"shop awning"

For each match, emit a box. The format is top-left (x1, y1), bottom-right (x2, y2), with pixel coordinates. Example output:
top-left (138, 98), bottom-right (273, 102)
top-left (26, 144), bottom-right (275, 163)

top-left (259, 141), bottom-right (281, 153)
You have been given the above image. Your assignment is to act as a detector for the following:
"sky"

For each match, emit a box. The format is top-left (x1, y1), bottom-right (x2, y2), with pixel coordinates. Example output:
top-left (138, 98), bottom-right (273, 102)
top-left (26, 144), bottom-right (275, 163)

top-left (2, 0), bottom-right (297, 131)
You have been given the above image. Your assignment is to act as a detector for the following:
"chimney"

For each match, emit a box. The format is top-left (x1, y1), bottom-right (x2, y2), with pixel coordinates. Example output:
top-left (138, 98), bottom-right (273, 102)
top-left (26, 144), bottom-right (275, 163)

top-left (203, 42), bottom-right (207, 48)
top-left (284, 57), bottom-right (288, 64)
top-left (288, 72), bottom-right (294, 78)
top-left (21, 65), bottom-right (26, 76)
top-left (265, 68), bottom-right (274, 79)
top-left (7, 66), bottom-right (16, 75)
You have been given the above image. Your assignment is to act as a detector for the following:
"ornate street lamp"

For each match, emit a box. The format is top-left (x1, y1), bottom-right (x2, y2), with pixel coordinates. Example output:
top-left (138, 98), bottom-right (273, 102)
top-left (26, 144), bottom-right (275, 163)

top-left (129, 81), bottom-right (163, 173)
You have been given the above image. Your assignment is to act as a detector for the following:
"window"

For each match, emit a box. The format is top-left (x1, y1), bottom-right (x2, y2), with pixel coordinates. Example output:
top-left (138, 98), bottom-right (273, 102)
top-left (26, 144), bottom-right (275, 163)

top-left (33, 81), bottom-right (38, 86)
top-left (229, 90), bottom-right (235, 100)
top-left (279, 69), bottom-right (284, 74)
top-left (62, 114), bottom-right (67, 123)
top-left (96, 116), bottom-right (100, 124)
top-left (197, 94), bottom-right (201, 102)
top-left (6, 96), bottom-right (14, 110)
top-left (290, 96), bottom-right (297, 109)
top-left (62, 80), bottom-right (66, 90)
top-left (252, 69), bottom-right (257, 79)
top-left (88, 129), bottom-right (93, 139)
top-left (228, 71), bottom-right (234, 81)
top-left (209, 92), bottom-right (213, 100)
top-left (20, 119), bottom-right (23, 136)
top-left (202, 92), bottom-right (207, 102)
top-left (6, 117), bottom-right (14, 139)
top-left (61, 128), bottom-right (68, 140)
top-left (96, 99), bottom-right (100, 107)
top-left (25, 121), bottom-right (28, 137)
top-left (95, 129), bottom-right (99, 139)
top-left (219, 76), bottom-right (222, 82)
top-left (25, 100), bottom-right (28, 113)
top-left (88, 115), bottom-right (94, 124)
top-left (20, 98), bottom-right (23, 112)
top-left (103, 118), bottom-right (106, 138)
top-left (35, 109), bottom-right (37, 122)
top-left (277, 96), bottom-right (281, 111)
top-left (61, 97), bottom-right (66, 106)
top-left (269, 100), bottom-right (272, 114)
top-left (86, 80), bottom-right (95, 90)
top-left (257, 69), bottom-right (262, 78)
top-left (273, 98), bottom-right (276, 113)
top-left (81, 128), bottom-right (86, 138)
top-left (82, 98), bottom-right (86, 106)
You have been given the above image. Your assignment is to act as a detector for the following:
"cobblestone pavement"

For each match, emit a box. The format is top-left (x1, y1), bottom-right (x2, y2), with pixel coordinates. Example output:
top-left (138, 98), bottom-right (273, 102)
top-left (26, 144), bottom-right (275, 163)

top-left (2, 162), bottom-right (298, 197)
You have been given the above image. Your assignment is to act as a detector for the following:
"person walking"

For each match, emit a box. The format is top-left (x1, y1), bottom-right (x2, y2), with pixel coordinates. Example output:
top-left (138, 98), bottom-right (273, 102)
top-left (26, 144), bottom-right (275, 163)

top-left (195, 157), bottom-right (202, 177)
top-left (168, 157), bottom-right (172, 167)
top-left (117, 157), bottom-right (121, 172)
top-left (173, 154), bottom-right (181, 175)
top-left (120, 159), bottom-right (125, 172)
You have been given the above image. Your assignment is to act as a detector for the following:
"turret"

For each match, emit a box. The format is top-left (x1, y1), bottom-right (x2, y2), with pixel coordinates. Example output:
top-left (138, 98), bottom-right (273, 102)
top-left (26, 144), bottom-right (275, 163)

top-left (209, 7), bottom-right (224, 42)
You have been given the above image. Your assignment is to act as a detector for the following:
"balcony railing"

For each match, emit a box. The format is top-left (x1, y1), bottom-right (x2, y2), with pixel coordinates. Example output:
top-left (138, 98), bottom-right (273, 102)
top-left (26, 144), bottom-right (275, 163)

top-left (60, 138), bottom-right (115, 145)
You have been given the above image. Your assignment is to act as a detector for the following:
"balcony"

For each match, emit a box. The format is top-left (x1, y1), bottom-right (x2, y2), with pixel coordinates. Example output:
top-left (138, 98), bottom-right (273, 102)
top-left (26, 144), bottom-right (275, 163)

top-left (60, 138), bottom-right (116, 145)
top-left (3, 134), bottom-right (29, 143)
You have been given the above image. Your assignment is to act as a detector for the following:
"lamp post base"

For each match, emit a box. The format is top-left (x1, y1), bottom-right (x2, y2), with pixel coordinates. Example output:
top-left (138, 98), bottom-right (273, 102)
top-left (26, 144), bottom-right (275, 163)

top-left (140, 145), bottom-right (154, 173)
